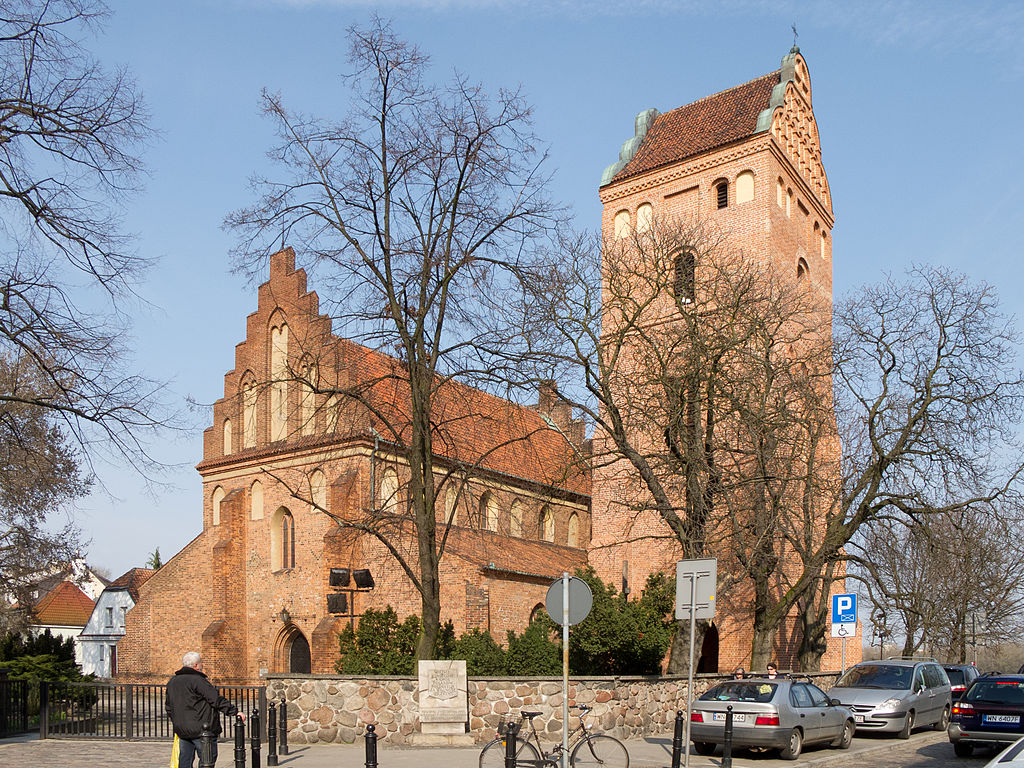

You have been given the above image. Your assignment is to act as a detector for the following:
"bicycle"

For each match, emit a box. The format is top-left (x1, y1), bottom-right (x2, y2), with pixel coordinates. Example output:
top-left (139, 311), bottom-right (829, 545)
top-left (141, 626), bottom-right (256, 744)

top-left (478, 704), bottom-right (629, 768)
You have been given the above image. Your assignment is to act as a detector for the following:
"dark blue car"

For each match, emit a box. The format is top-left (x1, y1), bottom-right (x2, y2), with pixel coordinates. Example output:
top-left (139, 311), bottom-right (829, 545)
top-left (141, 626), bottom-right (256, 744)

top-left (949, 675), bottom-right (1024, 757)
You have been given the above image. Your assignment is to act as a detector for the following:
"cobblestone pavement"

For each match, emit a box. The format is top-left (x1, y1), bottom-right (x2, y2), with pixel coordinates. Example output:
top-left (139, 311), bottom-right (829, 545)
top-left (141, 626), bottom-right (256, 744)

top-left (0, 729), bottom-right (981, 768)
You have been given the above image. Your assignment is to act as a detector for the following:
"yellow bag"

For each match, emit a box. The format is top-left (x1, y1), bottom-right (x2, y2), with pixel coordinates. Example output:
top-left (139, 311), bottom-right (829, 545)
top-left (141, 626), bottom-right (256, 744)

top-left (169, 734), bottom-right (180, 768)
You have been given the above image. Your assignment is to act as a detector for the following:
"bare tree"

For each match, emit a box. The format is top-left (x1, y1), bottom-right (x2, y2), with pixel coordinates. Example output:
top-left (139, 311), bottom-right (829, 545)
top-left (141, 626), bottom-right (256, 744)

top-left (225, 19), bottom-right (560, 658)
top-left (852, 504), bottom-right (1024, 661)
top-left (501, 216), bottom-right (833, 672)
top-left (0, 1), bottom-right (171, 617)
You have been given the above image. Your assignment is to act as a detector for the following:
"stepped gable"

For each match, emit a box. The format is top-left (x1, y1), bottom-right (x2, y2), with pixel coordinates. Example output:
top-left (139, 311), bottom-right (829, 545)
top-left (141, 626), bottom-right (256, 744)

top-left (613, 71), bottom-right (779, 183)
top-left (108, 568), bottom-right (156, 601)
top-left (32, 580), bottom-right (94, 626)
top-left (200, 248), bottom-right (588, 498)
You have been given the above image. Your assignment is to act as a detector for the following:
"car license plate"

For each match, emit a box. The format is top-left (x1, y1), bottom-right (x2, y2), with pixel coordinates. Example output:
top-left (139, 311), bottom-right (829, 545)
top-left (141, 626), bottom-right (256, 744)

top-left (983, 715), bottom-right (1021, 724)
top-left (711, 712), bottom-right (745, 722)
top-left (854, 715), bottom-right (864, 723)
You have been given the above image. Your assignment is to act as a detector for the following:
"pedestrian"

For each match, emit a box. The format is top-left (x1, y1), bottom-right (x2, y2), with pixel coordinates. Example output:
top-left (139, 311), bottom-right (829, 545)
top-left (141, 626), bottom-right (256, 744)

top-left (766, 662), bottom-right (778, 679)
top-left (733, 667), bottom-right (745, 679)
top-left (166, 651), bottom-right (244, 767)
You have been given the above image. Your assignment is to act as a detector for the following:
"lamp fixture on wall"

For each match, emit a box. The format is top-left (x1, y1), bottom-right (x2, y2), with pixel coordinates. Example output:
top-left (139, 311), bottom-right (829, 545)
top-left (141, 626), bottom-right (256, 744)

top-left (278, 607), bottom-right (291, 624)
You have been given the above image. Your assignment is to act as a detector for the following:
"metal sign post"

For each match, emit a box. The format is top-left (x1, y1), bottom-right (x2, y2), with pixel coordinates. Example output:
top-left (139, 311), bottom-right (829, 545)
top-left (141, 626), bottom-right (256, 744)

top-left (546, 575), bottom-right (593, 768)
top-left (562, 574), bottom-right (569, 768)
top-left (675, 559), bottom-right (717, 768)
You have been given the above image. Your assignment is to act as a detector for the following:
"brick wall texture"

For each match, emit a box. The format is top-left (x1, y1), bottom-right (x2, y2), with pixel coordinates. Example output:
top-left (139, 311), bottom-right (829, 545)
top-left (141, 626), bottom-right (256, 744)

top-left (118, 49), bottom-right (860, 686)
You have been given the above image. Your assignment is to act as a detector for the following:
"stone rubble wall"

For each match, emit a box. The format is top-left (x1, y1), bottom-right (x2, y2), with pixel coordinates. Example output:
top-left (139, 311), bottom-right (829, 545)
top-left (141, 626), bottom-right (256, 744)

top-left (266, 673), bottom-right (839, 747)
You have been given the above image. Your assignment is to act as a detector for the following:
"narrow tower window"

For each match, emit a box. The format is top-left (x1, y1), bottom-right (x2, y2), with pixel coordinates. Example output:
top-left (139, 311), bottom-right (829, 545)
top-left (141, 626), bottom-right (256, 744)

top-left (736, 171), bottom-right (754, 204)
top-left (673, 250), bottom-right (695, 305)
top-left (715, 181), bottom-right (728, 209)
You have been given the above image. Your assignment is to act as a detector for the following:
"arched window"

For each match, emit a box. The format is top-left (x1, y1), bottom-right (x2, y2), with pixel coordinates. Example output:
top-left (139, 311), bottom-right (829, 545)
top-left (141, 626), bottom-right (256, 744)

top-left (821, 230), bottom-right (828, 259)
top-left (673, 250), bottom-right (695, 305)
top-left (270, 323), bottom-right (289, 442)
top-left (270, 506), bottom-right (295, 571)
top-left (379, 467), bottom-right (399, 514)
top-left (250, 480), bottom-right (264, 520)
top-left (567, 513), bottom-right (579, 548)
top-left (325, 393), bottom-right (340, 433)
top-left (786, 188), bottom-right (793, 218)
top-left (212, 486), bottom-right (225, 526)
top-left (310, 469), bottom-right (327, 513)
top-left (614, 210), bottom-right (631, 239)
top-left (776, 177), bottom-right (785, 208)
top-left (300, 361), bottom-right (316, 437)
top-left (529, 603), bottom-right (546, 623)
top-left (222, 419), bottom-right (232, 455)
top-left (242, 375), bottom-right (258, 448)
top-left (510, 500), bottom-right (523, 537)
top-left (479, 491), bottom-right (498, 532)
top-left (797, 257), bottom-right (809, 282)
top-left (736, 171), bottom-right (754, 204)
top-left (636, 203), bottom-right (653, 233)
top-left (444, 482), bottom-right (459, 524)
top-left (540, 506), bottom-right (554, 542)
top-left (715, 180), bottom-right (728, 209)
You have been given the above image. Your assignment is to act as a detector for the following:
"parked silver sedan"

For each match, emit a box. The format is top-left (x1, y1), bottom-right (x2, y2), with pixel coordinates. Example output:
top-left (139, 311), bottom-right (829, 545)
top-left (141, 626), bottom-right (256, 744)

top-left (689, 678), bottom-right (856, 760)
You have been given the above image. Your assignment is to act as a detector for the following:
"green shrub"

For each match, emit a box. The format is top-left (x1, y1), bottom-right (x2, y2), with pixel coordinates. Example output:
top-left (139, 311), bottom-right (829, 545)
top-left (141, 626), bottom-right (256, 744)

top-left (453, 629), bottom-right (507, 675)
top-left (336, 606), bottom-right (421, 675)
top-left (506, 621), bottom-right (560, 675)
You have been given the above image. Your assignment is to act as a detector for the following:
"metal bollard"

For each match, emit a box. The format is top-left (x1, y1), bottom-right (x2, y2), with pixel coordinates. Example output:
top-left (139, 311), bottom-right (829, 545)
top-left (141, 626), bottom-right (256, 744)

top-left (267, 701), bottom-right (279, 766)
top-left (671, 710), bottom-right (684, 768)
top-left (722, 706), bottom-right (734, 768)
top-left (251, 708), bottom-right (261, 768)
top-left (235, 713), bottom-right (246, 768)
top-left (279, 698), bottom-right (289, 755)
top-left (199, 722), bottom-right (217, 768)
top-left (365, 723), bottom-right (379, 768)
top-left (504, 720), bottom-right (521, 768)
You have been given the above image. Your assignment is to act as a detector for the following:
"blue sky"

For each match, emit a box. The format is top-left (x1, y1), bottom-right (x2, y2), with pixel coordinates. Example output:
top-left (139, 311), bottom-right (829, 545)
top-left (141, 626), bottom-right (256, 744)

top-left (79, 0), bottom-right (1024, 578)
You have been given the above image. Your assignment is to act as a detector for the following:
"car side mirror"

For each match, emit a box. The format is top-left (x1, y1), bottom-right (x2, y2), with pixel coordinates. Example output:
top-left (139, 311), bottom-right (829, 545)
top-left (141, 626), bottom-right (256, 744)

top-left (830, 698), bottom-right (842, 707)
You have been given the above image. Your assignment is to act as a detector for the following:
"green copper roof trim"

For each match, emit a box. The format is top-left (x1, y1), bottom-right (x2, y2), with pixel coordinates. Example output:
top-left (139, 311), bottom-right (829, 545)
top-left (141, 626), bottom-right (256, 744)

top-left (600, 107), bottom-right (660, 187)
top-left (755, 50), bottom-right (800, 133)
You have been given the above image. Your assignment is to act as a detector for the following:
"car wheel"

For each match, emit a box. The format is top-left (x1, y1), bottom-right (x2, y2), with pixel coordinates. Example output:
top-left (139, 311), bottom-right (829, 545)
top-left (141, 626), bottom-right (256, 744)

top-left (953, 741), bottom-right (973, 757)
top-left (692, 742), bottom-right (715, 756)
top-left (831, 720), bottom-right (854, 750)
top-left (934, 705), bottom-right (950, 731)
top-left (779, 728), bottom-right (803, 760)
top-left (897, 710), bottom-right (914, 740)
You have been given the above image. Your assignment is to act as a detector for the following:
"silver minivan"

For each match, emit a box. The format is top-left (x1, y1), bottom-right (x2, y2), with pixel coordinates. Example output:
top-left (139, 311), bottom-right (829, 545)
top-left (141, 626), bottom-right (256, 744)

top-left (826, 658), bottom-right (952, 738)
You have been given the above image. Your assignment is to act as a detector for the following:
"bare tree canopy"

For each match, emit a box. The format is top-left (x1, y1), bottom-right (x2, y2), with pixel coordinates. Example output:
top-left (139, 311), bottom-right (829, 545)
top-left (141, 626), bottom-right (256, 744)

top-left (0, 0), bottom-right (169, 473)
top-left (0, 1), bottom-right (170, 622)
top-left (226, 18), bottom-right (562, 659)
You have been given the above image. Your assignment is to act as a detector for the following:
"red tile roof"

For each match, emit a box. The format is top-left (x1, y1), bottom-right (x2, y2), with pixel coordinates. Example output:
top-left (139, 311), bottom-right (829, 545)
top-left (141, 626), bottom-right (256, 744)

top-left (613, 71), bottom-right (780, 183)
top-left (109, 568), bottom-right (156, 601)
top-left (200, 342), bottom-right (589, 498)
top-left (32, 581), bottom-right (94, 627)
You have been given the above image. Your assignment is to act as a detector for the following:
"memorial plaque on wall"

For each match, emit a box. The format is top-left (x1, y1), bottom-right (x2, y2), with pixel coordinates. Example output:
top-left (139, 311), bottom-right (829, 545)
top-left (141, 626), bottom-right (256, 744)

top-left (418, 659), bottom-right (467, 733)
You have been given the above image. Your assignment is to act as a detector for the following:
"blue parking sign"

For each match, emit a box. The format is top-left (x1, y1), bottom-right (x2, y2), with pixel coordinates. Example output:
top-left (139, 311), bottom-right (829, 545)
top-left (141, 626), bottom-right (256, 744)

top-left (832, 593), bottom-right (857, 624)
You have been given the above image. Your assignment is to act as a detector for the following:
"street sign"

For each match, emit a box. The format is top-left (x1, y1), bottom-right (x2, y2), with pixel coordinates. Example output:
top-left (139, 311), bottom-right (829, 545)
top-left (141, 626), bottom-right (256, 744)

top-left (831, 622), bottom-right (857, 638)
top-left (675, 559), bottom-right (717, 621)
top-left (545, 576), bottom-right (593, 626)
top-left (832, 593), bottom-right (857, 624)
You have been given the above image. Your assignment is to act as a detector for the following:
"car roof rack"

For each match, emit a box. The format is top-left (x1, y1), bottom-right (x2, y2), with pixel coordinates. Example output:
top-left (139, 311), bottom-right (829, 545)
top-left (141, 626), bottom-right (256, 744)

top-left (885, 656), bottom-right (938, 662)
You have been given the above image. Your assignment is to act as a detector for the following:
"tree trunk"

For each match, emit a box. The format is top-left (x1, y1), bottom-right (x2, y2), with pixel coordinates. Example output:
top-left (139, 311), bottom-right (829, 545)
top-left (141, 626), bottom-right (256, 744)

top-left (750, 626), bottom-right (774, 672)
top-left (666, 619), bottom-right (708, 675)
top-left (795, 604), bottom-right (829, 672)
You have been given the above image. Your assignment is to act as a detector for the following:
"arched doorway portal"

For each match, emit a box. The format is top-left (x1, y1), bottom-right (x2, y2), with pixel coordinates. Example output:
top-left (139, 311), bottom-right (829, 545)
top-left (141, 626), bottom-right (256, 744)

top-left (275, 624), bottom-right (311, 674)
top-left (696, 623), bottom-right (720, 673)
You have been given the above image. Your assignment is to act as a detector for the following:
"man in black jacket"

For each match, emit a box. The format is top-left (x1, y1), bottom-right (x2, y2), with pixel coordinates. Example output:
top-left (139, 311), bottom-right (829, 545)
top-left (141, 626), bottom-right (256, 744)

top-left (166, 651), bottom-right (243, 767)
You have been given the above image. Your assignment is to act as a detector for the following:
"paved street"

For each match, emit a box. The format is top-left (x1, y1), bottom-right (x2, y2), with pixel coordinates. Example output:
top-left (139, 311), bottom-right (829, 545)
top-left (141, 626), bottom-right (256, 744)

top-left (0, 729), bottom-right (1000, 768)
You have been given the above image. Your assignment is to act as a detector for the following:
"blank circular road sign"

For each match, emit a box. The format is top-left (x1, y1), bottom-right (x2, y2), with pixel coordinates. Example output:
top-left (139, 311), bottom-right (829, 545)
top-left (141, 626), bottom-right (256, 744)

top-left (545, 576), bottom-right (593, 626)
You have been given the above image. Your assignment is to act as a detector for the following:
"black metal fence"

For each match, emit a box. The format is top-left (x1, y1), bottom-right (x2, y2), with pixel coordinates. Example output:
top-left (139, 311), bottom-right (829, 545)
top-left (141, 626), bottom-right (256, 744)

top-left (0, 674), bottom-right (29, 737)
top-left (39, 681), bottom-right (266, 740)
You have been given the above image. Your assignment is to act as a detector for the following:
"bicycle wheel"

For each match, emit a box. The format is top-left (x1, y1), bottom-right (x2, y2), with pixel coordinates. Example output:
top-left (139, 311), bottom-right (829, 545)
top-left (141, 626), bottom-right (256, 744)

top-left (570, 734), bottom-right (629, 768)
top-left (480, 736), bottom-right (543, 768)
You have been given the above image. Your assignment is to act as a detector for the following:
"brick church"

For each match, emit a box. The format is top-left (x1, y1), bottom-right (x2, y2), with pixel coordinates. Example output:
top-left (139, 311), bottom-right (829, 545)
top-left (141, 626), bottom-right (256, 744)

top-left (120, 49), bottom-right (854, 683)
